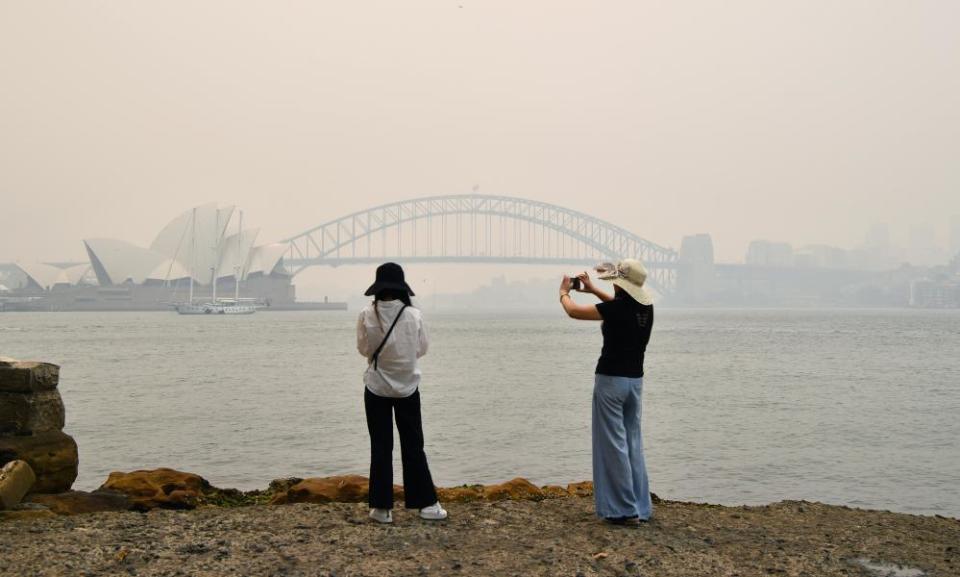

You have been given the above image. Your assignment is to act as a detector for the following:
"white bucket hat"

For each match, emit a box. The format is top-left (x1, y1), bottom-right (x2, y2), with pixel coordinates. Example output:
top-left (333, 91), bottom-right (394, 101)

top-left (595, 258), bottom-right (654, 305)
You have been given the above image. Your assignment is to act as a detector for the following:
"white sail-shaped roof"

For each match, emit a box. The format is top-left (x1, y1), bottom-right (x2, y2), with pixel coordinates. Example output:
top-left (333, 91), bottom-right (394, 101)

top-left (16, 263), bottom-right (61, 289)
top-left (149, 203), bottom-right (213, 264)
top-left (247, 244), bottom-right (287, 275)
top-left (149, 203), bottom-right (236, 285)
top-left (146, 259), bottom-right (192, 282)
top-left (84, 239), bottom-right (168, 285)
top-left (216, 206), bottom-right (235, 239)
top-left (217, 228), bottom-right (260, 280)
top-left (83, 203), bottom-right (276, 286)
top-left (15, 262), bottom-right (89, 290)
top-left (62, 263), bottom-right (91, 285)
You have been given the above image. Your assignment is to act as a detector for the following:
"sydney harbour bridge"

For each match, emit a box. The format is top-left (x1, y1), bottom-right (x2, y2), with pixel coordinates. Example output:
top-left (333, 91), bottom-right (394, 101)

top-left (281, 194), bottom-right (679, 294)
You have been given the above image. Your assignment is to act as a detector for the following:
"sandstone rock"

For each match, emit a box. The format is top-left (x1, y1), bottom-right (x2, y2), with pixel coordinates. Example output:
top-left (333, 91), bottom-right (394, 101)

top-left (436, 485), bottom-right (485, 503)
top-left (271, 475), bottom-right (368, 505)
top-left (0, 431), bottom-right (78, 493)
top-left (0, 460), bottom-right (36, 509)
top-left (200, 486), bottom-right (272, 507)
top-left (256, 475), bottom-right (614, 506)
top-left (0, 508), bottom-right (57, 522)
top-left (567, 481), bottom-right (594, 497)
top-left (483, 478), bottom-right (544, 501)
top-left (0, 390), bottom-right (66, 435)
top-left (100, 468), bottom-right (208, 510)
top-left (0, 359), bottom-right (59, 393)
top-left (267, 477), bottom-right (304, 494)
top-left (270, 475), bottom-right (404, 505)
top-left (11, 502), bottom-right (49, 510)
top-left (26, 489), bottom-right (131, 516)
top-left (269, 477), bottom-right (592, 505)
top-left (540, 484), bottom-right (570, 499)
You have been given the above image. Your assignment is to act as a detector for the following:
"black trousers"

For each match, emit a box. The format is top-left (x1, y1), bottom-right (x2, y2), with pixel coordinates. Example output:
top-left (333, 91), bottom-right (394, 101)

top-left (364, 387), bottom-right (438, 509)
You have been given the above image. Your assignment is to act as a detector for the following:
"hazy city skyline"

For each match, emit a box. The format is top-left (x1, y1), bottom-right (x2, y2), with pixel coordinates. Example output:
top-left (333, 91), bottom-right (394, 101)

top-left (2, 2), bottom-right (959, 295)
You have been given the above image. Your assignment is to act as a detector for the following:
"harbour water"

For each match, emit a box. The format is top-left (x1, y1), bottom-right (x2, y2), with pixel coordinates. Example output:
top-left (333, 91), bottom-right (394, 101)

top-left (1, 308), bottom-right (958, 517)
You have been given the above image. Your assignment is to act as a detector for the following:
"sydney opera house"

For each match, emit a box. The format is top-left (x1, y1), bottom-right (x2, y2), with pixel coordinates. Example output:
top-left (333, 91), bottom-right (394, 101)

top-left (2, 204), bottom-right (309, 311)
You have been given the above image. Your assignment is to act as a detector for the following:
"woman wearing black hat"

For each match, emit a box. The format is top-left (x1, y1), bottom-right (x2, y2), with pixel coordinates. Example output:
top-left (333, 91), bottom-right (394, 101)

top-left (357, 262), bottom-right (447, 523)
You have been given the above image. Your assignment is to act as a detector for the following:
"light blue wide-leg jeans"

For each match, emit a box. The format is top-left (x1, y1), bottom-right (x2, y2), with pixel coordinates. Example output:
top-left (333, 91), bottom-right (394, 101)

top-left (592, 374), bottom-right (652, 520)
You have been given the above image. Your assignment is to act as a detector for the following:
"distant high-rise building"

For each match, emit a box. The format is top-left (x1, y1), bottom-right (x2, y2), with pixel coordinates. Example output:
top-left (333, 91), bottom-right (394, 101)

top-left (680, 234), bottom-right (715, 266)
top-left (950, 215), bottom-right (960, 258)
top-left (795, 245), bottom-right (848, 269)
top-left (864, 223), bottom-right (890, 252)
top-left (861, 223), bottom-right (893, 270)
top-left (746, 240), bottom-right (793, 267)
top-left (678, 234), bottom-right (715, 300)
top-left (907, 224), bottom-right (940, 266)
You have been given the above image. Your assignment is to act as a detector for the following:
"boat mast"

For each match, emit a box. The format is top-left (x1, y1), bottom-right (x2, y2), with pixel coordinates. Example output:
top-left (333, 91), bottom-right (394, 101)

top-left (235, 210), bottom-right (242, 302)
top-left (188, 207), bottom-right (196, 304)
top-left (212, 208), bottom-right (219, 303)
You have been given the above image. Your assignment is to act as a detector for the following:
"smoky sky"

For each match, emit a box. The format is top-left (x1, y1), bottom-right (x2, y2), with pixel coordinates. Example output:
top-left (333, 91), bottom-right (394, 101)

top-left (2, 1), bottom-right (958, 294)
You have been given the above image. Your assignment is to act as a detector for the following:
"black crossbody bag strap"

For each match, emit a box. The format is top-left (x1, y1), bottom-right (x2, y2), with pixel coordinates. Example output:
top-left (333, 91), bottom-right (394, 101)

top-left (371, 304), bottom-right (409, 370)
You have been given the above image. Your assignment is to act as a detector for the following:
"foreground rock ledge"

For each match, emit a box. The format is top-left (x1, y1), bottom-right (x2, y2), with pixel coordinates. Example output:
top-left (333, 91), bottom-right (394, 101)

top-left (9, 468), bottom-right (607, 515)
top-left (1, 498), bottom-right (957, 577)
top-left (0, 357), bottom-right (78, 493)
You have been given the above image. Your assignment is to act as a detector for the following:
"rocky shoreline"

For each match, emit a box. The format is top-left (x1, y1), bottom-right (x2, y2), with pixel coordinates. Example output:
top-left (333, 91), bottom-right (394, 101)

top-left (2, 485), bottom-right (958, 577)
top-left (3, 360), bottom-right (959, 576)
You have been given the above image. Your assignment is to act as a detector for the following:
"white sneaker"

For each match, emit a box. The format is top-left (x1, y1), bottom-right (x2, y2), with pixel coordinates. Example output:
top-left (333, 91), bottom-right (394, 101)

top-left (369, 508), bottom-right (393, 524)
top-left (419, 502), bottom-right (448, 520)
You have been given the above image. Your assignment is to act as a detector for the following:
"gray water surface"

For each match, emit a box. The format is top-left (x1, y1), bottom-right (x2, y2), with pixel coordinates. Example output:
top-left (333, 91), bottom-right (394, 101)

top-left (1, 309), bottom-right (957, 517)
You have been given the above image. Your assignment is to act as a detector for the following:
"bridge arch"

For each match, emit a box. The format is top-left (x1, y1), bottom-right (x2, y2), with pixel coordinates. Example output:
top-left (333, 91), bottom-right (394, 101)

top-left (282, 194), bottom-right (678, 293)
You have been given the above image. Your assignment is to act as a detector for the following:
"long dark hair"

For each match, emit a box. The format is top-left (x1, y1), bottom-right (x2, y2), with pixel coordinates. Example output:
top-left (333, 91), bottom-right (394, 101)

top-left (373, 289), bottom-right (413, 330)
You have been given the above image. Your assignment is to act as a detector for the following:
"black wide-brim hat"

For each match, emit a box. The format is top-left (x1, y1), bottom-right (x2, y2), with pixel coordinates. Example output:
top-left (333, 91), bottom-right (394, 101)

top-left (364, 262), bottom-right (415, 296)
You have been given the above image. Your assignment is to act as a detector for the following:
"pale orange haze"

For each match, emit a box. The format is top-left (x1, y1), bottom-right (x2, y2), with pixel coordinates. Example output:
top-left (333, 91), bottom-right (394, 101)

top-left (1, 1), bottom-right (958, 296)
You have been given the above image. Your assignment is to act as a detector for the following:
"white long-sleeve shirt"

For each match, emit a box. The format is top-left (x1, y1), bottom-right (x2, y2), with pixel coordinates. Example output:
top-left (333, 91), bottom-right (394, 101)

top-left (357, 300), bottom-right (429, 398)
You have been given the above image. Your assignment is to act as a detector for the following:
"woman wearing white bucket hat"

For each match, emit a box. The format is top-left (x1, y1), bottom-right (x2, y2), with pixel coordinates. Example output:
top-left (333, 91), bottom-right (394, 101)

top-left (559, 258), bottom-right (654, 525)
top-left (357, 262), bottom-right (447, 524)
